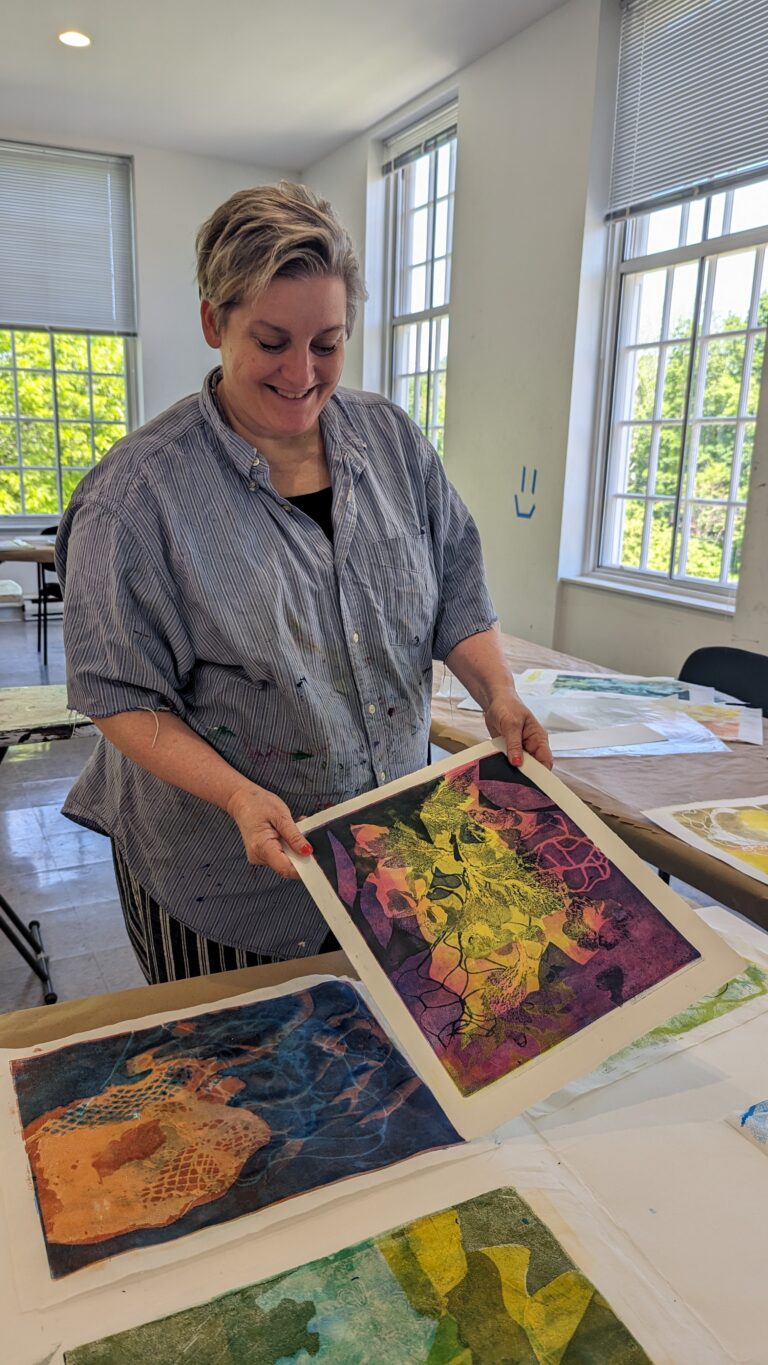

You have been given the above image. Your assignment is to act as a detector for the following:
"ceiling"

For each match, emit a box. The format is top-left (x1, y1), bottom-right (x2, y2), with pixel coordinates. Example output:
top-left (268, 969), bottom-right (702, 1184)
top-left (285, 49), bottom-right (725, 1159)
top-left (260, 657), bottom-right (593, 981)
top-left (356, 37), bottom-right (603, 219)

top-left (2, 0), bottom-right (567, 171)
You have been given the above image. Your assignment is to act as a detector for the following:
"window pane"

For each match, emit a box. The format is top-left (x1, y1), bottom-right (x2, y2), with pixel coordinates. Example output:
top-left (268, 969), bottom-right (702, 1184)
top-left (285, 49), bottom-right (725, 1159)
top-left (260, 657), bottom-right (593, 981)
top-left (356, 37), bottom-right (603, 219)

top-left (624, 270), bottom-right (666, 343)
top-left (619, 499), bottom-right (645, 568)
top-left (0, 331), bottom-right (12, 366)
top-left (759, 253), bottom-right (768, 327)
top-left (655, 425), bottom-right (683, 494)
top-left (709, 251), bottom-right (755, 332)
top-left (436, 143), bottom-right (452, 198)
top-left (418, 322), bottom-right (430, 373)
top-left (62, 469), bottom-right (87, 505)
top-left (693, 424), bottom-right (736, 499)
top-left (90, 336), bottom-right (125, 374)
top-left (56, 373), bottom-right (91, 420)
top-left (432, 370), bottom-right (446, 430)
top-left (707, 192), bottom-right (727, 238)
top-left (748, 335), bottom-right (765, 414)
top-left (738, 425), bottom-right (754, 499)
top-left (701, 337), bottom-right (746, 417)
top-left (660, 344), bottom-right (690, 418)
top-left (627, 349), bottom-right (659, 420)
top-left (646, 205), bottom-right (681, 254)
top-left (417, 374), bottom-right (428, 427)
top-left (730, 179), bottom-right (768, 234)
top-left (20, 421), bottom-right (56, 467)
top-left (436, 316), bottom-right (449, 368)
top-left (432, 258), bottom-right (447, 308)
top-left (393, 323), bottom-right (417, 377)
top-left (55, 333), bottom-right (89, 371)
top-left (729, 507), bottom-right (746, 582)
top-left (0, 373), bottom-right (15, 417)
top-left (409, 207), bottom-right (428, 266)
top-left (17, 372), bottom-right (53, 418)
top-left (434, 199), bottom-right (449, 258)
top-left (410, 155), bottom-right (430, 209)
top-left (0, 469), bottom-right (21, 514)
top-left (14, 331), bottom-right (51, 368)
top-left (92, 375), bottom-right (127, 422)
top-left (682, 503), bottom-right (726, 580)
top-left (624, 425), bottom-right (650, 494)
top-left (409, 266), bottom-right (426, 313)
top-left (0, 421), bottom-right (16, 461)
top-left (667, 263), bottom-right (698, 337)
top-left (647, 500), bottom-right (674, 572)
top-left (684, 199), bottom-right (706, 246)
top-left (59, 422), bottom-right (93, 465)
top-left (23, 469), bottom-right (59, 515)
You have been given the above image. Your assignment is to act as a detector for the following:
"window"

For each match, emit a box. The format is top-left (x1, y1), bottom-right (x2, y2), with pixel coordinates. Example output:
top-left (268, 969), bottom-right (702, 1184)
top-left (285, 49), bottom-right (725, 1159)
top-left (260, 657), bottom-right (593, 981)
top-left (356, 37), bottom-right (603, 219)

top-left (596, 0), bottom-right (768, 597)
top-left (599, 180), bottom-right (768, 591)
top-left (384, 107), bottom-right (457, 455)
top-left (0, 142), bottom-right (137, 520)
top-left (0, 329), bottom-right (132, 516)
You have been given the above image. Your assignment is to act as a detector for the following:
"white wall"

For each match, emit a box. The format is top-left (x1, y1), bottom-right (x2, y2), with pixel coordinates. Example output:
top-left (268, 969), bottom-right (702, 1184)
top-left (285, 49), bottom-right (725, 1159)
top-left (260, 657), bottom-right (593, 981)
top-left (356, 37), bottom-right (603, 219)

top-left (304, 0), bottom-right (611, 646)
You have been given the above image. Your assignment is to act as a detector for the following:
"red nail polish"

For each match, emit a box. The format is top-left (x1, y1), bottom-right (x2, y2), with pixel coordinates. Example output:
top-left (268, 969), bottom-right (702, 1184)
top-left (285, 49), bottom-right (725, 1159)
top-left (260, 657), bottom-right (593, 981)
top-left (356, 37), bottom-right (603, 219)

top-left (302, 842), bottom-right (313, 855)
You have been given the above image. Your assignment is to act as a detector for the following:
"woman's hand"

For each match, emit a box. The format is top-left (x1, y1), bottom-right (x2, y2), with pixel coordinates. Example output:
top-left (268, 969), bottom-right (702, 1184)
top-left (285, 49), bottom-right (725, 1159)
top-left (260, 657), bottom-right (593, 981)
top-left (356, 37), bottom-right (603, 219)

top-left (484, 688), bottom-right (553, 770)
top-left (227, 784), bottom-right (312, 879)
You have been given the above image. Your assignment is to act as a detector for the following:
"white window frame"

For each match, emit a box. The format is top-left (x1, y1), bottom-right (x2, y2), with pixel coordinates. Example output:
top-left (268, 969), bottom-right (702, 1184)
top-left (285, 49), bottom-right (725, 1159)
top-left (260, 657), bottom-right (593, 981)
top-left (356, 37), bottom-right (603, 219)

top-left (384, 117), bottom-right (457, 455)
top-left (589, 184), bottom-right (768, 606)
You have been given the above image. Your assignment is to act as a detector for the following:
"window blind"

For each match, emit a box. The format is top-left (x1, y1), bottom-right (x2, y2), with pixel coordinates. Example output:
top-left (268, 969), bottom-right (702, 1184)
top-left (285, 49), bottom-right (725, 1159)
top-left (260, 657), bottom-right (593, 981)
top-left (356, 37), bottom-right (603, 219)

top-left (610, 0), bottom-right (768, 216)
top-left (382, 102), bottom-right (458, 174)
top-left (0, 142), bottom-right (137, 333)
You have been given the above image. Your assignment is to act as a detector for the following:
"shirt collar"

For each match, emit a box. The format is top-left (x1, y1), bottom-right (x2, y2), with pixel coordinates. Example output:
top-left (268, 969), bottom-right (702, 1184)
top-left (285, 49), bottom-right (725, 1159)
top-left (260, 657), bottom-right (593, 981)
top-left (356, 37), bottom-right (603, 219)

top-left (198, 367), bottom-right (369, 484)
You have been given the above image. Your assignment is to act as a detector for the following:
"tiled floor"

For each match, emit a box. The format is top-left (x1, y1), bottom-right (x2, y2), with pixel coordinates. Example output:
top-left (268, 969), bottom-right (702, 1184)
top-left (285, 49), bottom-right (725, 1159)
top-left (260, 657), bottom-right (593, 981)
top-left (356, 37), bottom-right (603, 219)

top-left (0, 617), bottom-right (144, 1012)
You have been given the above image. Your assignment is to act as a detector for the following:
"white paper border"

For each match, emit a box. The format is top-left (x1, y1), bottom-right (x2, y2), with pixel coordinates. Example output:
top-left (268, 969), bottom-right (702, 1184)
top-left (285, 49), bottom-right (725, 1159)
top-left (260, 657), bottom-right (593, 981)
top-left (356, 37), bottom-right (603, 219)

top-left (291, 739), bottom-right (743, 1139)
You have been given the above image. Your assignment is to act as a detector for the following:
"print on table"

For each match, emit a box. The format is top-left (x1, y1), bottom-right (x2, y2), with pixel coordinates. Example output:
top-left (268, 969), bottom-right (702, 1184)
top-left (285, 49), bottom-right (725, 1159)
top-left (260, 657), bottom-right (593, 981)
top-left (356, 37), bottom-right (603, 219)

top-left (551, 674), bottom-right (690, 699)
top-left (307, 753), bottom-right (700, 1097)
top-left (64, 1186), bottom-right (650, 1363)
top-left (10, 981), bottom-right (459, 1279)
top-left (733, 1099), bottom-right (768, 1153)
top-left (646, 796), bottom-right (768, 887)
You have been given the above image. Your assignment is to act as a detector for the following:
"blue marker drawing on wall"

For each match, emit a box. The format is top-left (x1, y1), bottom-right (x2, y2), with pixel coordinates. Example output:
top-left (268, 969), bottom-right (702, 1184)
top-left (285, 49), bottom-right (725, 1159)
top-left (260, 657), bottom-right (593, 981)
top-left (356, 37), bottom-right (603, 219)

top-left (515, 465), bottom-right (538, 519)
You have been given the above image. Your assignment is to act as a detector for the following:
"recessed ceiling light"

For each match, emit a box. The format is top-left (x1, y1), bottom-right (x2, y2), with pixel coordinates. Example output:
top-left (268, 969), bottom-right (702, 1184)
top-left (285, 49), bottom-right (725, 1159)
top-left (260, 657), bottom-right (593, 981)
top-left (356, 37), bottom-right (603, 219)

top-left (58, 30), bottom-right (91, 47)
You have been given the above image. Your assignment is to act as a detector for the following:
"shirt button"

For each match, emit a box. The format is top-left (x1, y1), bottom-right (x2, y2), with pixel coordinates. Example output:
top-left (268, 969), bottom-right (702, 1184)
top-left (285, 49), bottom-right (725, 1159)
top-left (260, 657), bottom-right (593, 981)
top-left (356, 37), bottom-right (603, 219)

top-left (379, 770), bottom-right (386, 782)
top-left (368, 703), bottom-right (376, 715)
top-left (253, 457), bottom-right (260, 466)
top-left (352, 632), bottom-right (359, 643)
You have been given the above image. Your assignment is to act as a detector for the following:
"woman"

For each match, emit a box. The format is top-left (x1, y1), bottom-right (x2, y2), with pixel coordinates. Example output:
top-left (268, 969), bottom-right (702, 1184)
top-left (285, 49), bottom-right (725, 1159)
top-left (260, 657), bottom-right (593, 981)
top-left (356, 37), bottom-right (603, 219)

top-left (56, 182), bottom-right (551, 983)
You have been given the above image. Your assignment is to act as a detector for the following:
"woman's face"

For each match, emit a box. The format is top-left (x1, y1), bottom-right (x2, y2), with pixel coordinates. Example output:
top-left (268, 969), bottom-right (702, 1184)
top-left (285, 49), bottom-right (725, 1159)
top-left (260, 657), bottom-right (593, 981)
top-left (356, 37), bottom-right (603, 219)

top-left (201, 274), bottom-right (347, 444)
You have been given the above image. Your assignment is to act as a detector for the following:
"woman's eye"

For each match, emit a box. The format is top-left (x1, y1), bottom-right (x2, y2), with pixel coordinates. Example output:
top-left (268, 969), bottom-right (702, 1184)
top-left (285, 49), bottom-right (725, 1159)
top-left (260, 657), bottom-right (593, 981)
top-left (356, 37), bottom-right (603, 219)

top-left (256, 340), bottom-right (285, 353)
top-left (312, 342), bottom-right (339, 355)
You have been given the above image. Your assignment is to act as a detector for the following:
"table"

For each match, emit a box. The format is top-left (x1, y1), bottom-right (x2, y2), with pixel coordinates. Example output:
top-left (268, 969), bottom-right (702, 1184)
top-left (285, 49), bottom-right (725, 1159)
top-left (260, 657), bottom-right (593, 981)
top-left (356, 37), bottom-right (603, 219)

top-left (1, 912), bottom-right (766, 1363)
top-left (0, 685), bottom-right (94, 1005)
top-left (431, 633), bottom-right (768, 928)
top-left (0, 534), bottom-right (58, 665)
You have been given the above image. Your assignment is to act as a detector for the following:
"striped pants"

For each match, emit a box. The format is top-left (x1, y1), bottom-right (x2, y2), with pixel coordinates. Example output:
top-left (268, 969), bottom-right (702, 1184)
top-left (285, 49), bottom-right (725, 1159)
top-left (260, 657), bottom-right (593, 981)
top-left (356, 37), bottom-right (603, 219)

top-left (111, 842), bottom-right (339, 984)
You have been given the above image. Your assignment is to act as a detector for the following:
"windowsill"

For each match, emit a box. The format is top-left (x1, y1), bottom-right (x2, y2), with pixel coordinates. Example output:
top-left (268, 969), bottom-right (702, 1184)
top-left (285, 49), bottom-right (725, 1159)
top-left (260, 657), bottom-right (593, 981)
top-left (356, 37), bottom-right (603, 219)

top-left (561, 573), bottom-right (737, 616)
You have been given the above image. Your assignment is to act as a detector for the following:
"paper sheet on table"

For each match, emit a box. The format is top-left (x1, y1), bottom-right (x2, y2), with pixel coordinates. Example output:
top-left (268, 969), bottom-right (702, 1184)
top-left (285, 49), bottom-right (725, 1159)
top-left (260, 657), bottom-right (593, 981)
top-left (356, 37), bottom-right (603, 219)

top-left (518, 667), bottom-right (716, 704)
top-left (645, 793), bottom-right (768, 887)
top-left (485, 691), bottom-right (729, 756)
top-left (22, 1136), bottom-right (721, 1365)
top-left (549, 722), bottom-right (665, 755)
top-left (728, 1100), bottom-right (768, 1154)
top-left (672, 700), bottom-right (764, 744)
top-left (530, 906), bottom-right (768, 1114)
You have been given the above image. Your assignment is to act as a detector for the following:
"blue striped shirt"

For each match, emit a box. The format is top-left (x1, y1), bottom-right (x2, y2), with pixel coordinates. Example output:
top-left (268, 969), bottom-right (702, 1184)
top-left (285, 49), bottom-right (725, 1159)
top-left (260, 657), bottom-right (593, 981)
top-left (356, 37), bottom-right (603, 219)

top-left (56, 369), bottom-right (496, 957)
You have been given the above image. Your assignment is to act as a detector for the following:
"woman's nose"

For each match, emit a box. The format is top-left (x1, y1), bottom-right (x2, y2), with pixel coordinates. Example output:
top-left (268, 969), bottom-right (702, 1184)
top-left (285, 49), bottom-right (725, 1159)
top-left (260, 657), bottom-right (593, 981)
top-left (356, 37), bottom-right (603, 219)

top-left (278, 347), bottom-right (314, 389)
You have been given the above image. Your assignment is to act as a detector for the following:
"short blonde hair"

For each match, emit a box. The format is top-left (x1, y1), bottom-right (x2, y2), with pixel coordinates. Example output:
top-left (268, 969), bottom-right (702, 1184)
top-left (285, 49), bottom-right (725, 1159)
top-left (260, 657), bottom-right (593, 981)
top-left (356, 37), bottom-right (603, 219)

top-left (195, 181), bottom-right (366, 335)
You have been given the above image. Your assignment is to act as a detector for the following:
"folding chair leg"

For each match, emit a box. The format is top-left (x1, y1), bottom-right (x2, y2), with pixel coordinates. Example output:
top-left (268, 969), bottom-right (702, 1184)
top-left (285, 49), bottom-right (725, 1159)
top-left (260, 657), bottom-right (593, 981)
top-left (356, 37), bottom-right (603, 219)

top-left (36, 564), bottom-right (42, 654)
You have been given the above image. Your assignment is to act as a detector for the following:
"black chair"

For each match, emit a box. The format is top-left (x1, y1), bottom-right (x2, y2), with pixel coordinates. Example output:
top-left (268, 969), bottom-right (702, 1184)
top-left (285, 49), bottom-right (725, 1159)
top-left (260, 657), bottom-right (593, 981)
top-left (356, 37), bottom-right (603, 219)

top-left (35, 524), bottom-right (62, 668)
top-left (679, 646), bottom-right (768, 716)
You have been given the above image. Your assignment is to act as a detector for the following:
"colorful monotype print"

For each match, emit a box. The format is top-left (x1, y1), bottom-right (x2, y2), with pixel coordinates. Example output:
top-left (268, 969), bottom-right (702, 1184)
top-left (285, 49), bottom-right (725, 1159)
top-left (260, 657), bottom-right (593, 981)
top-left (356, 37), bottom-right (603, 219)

top-left (551, 674), bottom-right (690, 698)
top-left (307, 754), bottom-right (700, 1097)
top-left (65, 1186), bottom-right (650, 1363)
top-left (11, 982), bottom-right (459, 1279)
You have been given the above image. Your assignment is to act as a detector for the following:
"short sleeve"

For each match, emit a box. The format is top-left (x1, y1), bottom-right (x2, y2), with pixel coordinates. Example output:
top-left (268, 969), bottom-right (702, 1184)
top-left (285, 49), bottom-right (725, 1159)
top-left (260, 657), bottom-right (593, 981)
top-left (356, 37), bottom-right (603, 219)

top-left (57, 502), bottom-right (195, 719)
top-left (418, 431), bottom-right (497, 660)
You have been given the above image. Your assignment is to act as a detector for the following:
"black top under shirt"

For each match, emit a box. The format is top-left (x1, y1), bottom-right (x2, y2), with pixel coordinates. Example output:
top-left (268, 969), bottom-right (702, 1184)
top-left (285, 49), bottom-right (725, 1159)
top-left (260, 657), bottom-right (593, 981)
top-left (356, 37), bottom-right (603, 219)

top-left (287, 485), bottom-right (334, 542)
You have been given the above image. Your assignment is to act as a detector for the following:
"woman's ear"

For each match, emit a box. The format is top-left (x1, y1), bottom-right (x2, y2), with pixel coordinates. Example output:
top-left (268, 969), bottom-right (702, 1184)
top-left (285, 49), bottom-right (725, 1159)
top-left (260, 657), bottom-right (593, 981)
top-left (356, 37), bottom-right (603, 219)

top-left (200, 299), bottom-right (223, 349)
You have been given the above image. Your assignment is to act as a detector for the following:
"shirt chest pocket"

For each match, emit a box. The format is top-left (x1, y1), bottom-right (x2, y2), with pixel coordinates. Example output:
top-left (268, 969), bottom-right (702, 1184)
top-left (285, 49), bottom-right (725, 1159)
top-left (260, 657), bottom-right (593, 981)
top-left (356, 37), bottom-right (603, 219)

top-left (365, 531), bottom-right (438, 650)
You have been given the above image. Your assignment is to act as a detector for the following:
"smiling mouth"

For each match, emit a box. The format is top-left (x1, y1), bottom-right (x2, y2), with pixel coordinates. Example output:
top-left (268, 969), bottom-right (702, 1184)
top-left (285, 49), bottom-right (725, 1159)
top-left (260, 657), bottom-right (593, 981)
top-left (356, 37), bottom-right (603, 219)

top-left (268, 385), bottom-right (315, 400)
